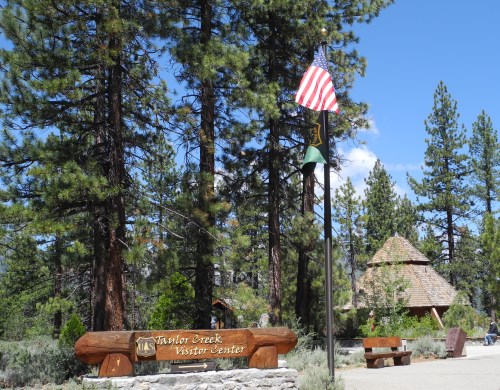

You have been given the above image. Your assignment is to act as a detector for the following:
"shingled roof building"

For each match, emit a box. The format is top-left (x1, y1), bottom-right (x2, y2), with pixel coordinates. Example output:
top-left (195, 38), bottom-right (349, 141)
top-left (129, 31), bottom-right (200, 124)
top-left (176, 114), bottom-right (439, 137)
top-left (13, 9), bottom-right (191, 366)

top-left (346, 234), bottom-right (463, 327)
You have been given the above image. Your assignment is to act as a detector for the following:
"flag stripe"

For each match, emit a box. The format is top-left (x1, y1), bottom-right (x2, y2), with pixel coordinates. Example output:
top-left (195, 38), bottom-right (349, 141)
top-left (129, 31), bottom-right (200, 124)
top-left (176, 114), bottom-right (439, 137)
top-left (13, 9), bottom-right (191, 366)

top-left (295, 50), bottom-right (339, 113)
top-left (304, 69), bottom-right (325, 109)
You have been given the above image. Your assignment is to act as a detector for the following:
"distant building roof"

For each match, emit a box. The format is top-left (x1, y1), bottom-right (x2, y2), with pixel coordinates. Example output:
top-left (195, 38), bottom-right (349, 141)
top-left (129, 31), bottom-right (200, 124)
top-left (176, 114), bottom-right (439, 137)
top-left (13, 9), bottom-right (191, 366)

top-left (368, 234), bottom-right (430, 266)
top-left (356, 262), bottom-right (459, 308)
top-left (345, 235), bottom-right (461, 310)
top-left (212, 298), bottom-right (235, 311)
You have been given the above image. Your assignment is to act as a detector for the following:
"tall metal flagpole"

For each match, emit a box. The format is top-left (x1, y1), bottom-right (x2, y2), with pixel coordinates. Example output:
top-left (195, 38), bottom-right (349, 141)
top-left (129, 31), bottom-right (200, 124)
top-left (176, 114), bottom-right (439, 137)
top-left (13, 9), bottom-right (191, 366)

top-left (320, 32), bottom-right (335, 381)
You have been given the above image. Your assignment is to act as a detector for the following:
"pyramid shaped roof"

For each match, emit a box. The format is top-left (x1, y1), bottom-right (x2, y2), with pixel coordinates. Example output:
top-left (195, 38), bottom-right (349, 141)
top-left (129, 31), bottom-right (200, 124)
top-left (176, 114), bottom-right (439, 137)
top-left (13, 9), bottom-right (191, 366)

top-left (346, 235), bottom-right (461, 309)
top-left (369, 234), bottom-right (430, 265)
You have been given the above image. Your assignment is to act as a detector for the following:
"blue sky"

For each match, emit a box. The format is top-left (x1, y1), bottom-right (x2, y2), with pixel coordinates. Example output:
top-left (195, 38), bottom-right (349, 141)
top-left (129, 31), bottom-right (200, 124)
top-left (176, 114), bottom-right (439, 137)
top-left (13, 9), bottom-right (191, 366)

top-left (331, 0), bottom-right (500, 200)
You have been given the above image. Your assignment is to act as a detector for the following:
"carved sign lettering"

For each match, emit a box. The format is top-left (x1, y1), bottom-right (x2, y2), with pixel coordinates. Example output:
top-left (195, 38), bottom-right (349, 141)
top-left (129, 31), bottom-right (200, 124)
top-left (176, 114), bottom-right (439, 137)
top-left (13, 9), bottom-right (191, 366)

top-left (138, 330), bottom-right (247, 360)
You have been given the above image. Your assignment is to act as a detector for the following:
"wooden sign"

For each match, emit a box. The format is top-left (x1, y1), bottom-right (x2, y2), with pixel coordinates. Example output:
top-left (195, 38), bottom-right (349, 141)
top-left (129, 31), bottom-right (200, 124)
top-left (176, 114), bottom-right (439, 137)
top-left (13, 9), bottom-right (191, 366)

top-left (74, 327), bottom-right (297, 377)
top-left (445, 327), bottom-right (466, 358)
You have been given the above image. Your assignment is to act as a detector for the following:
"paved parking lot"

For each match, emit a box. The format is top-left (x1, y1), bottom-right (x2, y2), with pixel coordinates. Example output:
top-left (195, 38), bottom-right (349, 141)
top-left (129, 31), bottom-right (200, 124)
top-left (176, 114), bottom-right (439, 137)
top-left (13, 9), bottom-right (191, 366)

top-left (338, 344), bottom-right (500, 390)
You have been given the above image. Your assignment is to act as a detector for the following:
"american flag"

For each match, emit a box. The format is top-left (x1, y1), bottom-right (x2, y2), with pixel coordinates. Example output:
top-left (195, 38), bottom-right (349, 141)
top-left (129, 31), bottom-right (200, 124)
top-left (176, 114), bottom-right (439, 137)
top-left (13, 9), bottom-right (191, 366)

top-left (295, 49), bottom-right (339, 113)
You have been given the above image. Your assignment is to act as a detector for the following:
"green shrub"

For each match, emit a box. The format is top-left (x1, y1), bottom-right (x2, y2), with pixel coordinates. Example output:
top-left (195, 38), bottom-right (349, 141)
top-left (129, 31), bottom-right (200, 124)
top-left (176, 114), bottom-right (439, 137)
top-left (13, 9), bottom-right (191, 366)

top-left (335, 347), bottom-right (365, 367)
top-left (0, 336), bottom-right (88, 388)
top-left (409, 336), bottom-right (447, 359)
top-left (287, 347), bottom-right (344, 390)
top-left (299, 364), bottom-right (345, 390)
top-left (442, 295), bottom-right (486, 335)
top-left (59, 314), bottom-right (87, 348)
top-left (213, 357), bottom-right (247, 370)
top-left (359, 312), bottom-right (441, 338)
top-left (216, 283), bottom-right (270, 328)
top-left (147, 272), bottom-right (195, 329)
top-left (287, 347), bottom-right (326, 372)
top-left (399, 314), bottom-right (440, 338)
top-left (134, 360), bottom-right (171, 375)
top-left (358, 315), bottom-right (406, 337)
top-left (336, 308), bottom-right (371, 338)
top-left (284, 317), bottom-right (316, 352)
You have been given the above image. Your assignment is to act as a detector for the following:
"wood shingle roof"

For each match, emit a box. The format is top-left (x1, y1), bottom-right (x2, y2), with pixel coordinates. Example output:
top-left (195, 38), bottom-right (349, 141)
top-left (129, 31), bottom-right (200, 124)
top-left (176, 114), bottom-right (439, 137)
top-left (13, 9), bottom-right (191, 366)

top-left (369, 234), bottom-right (430, 265)
top-left (347, 235), bottom-right (460, 309)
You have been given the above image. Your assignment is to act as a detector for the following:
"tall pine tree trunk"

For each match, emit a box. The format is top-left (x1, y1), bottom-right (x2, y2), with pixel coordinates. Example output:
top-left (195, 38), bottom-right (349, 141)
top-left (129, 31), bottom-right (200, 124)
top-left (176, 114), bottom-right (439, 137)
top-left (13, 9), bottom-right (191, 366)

top-left (53, 235), bottom-right (63, 338)
top-left (91, 6), bottom-right (126, 331)
top-left (92, 63), bottom-right (107, 330)
top-left (265, 18), bottom-right (282, 326)
top-left (105, 31), bottom-right (127, 330)
top-left (193, 0), bottom-right (215, 330)
top-left (268, 117), bottom-right (282, 325)
top-left (296, 165), bottom-right (315, 328)
top-left (483, 178), bottom-right (493, 317)
top-left (446, 206), bottom-right (456, 286)
top-left (349, 233), bottom-right (358, 308)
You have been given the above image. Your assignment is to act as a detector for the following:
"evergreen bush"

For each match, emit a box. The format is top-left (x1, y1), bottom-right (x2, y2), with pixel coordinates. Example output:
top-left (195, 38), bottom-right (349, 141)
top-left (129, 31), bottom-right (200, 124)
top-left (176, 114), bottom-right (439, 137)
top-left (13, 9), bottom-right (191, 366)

top-left (284, 323), bottom-right (347, 389)
top-left (399, 314), bottom-right (440, 338)
top-left (0, 336), bottom-right (88, 388)
top-left (59, 314), bottom-right (87, 348)
top-left (298, 364), bottom-right (345, 390)
top-left (442, 295), bottom-right (486, 335)
top-left (287, 347), bottom-right (345, 390)
top-left (359, 312), bottom-right (441, 338)
top-left (147, 272), bottom-right (195, 329)
top-left (409, 336), bottom-right (447, 359)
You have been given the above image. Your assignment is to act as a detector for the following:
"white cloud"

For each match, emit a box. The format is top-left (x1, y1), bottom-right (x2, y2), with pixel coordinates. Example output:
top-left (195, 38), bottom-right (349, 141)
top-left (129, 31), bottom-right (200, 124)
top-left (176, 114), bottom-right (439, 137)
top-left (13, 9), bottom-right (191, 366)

top-left (313, 145), bottom-right (420, 202)
top-left (313, 145), bottom-right (377, 199)
top-left (335, 145), bottom-right (377, 195)
top-left (385, 162), bottom-right (422, 173)
top-left (357, 117), bottom-right (379, 135)
top-left (393, 183), bottom-right (407, 198)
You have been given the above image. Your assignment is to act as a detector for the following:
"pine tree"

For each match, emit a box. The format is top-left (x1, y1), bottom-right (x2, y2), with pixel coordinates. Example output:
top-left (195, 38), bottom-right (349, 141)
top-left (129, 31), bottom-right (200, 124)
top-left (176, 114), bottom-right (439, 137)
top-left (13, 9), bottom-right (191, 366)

top-left (165, 0), bottom-right (256, 329)
top-left (0, 0), bottom-right (172, 331)
top-left (417, 224), bottom-right (442, 265)
top-left (481, 213), bottom-right (500, 319)
top-left (125, 131), bottom-right (182, 329)
top-left (408, 81), bottom-right (470, 286)
top-left (333, 177), bottom-right (364, 307)
top-left (364, 159), bottom-right (397, 255)
top-left (224, 0), bottom-right (394, 325)
top-left (470, 111), bottom-right (499, 215)
top-left (0, 0), bottom-right (398, 335)
top-left (394, 195), bottom-right (419, 245)
top-left (452, 226), bottom-right (482, 301)
top-left (294, 158), bottom-right (318, 327)
top-left (0, 233), bottom-right (50, 338)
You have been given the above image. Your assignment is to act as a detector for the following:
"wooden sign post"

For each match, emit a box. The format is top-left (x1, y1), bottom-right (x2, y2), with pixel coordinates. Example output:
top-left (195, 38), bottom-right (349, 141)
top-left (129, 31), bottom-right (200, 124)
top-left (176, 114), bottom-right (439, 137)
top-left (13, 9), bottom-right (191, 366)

top-left (445, 327), bottom-right (467, 358)
top-left (74, 327), bottom-right (297, 377)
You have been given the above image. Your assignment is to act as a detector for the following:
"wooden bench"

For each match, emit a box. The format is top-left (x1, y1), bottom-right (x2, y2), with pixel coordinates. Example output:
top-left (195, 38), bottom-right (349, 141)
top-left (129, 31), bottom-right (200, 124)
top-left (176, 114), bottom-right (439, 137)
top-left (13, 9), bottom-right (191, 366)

top-left (362, 336), bottom-right (412, 368)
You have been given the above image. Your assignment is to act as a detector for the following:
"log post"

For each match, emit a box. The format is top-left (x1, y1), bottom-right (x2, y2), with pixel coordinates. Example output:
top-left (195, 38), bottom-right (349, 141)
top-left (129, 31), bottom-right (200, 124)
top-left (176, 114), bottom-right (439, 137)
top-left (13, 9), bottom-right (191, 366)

top-left (249, 346), bottom-right (278, 368)
top-left (98, 353), bottom-right (134, 377)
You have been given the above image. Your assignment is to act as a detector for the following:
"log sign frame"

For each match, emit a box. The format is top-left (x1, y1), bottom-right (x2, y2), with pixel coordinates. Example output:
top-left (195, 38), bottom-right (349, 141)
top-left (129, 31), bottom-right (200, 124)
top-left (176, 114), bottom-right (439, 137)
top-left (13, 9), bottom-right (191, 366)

top-left (74, 327), bottom-right (297, 377)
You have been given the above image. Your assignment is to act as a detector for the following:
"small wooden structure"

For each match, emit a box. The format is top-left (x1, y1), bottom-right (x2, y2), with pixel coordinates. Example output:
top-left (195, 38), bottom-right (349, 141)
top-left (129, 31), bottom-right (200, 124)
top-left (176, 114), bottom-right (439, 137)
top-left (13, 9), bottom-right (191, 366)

top-left (212, 298), bottom-right (237, 329)
top-left (345, 234), bottom-right (465, 326)
top-left (362, 336), bottom-right (412, 368)
top-left (74, 327), bottom-right (297, 377)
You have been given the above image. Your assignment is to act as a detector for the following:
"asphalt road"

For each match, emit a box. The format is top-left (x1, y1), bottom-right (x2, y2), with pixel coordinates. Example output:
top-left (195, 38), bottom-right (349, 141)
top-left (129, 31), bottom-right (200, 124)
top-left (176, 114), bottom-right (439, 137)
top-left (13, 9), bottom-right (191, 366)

top-left (338, 344), bottom-right (500, 390)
